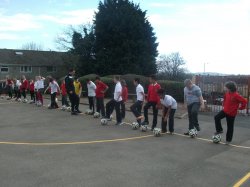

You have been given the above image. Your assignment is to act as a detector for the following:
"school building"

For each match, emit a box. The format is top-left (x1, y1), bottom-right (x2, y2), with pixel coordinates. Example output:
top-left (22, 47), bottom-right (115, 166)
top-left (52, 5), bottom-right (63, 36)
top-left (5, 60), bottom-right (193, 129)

top-left (0, 49), bottom-right (71, 80)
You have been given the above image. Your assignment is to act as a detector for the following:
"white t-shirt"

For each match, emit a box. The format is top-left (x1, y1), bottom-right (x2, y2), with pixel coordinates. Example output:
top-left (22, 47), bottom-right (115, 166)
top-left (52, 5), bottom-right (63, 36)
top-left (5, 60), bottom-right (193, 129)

top-left (49, 81), bottom-right (59, 94)
top-left (35, 80), bottom-right (44, 89)
top-left (114, 82), bottom-right (122, 101)
top-left (160, 95), bottom-right (177, 109)
top-left (87, 81), bottom-right (96, 97)
top-left (136, 84), bottom-right (144, 101)
top-left (16, 80), bottom-right (21, 88)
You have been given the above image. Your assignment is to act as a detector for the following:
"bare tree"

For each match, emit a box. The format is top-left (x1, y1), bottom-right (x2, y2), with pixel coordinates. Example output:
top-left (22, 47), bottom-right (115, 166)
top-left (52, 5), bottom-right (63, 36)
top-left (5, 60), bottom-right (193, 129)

top-left (21, 42), bottom-right (44, 51)
top-left (157, 52), bottom-right (187, 80)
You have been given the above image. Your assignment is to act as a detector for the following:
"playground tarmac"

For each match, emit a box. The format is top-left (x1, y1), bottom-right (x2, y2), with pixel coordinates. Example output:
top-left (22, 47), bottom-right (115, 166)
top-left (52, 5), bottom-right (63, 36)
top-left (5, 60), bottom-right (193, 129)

top-left (0, 98), bottom-right (249, 187)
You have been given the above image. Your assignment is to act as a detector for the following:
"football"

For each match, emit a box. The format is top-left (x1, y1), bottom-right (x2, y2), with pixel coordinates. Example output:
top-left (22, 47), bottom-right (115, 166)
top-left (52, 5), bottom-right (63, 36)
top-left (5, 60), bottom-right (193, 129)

top-left (101, 118), bottom-right (108, 126)
top-left (212, 134), bottom-right (221, 143)
top-left (153, 128), bottom-right (161, 137)
top-left (189, 129), bottom-right (197, 138)
top-left (140, 125), bottom-right (148, 132)
top-left (131, 122), bottom-right (139, 130)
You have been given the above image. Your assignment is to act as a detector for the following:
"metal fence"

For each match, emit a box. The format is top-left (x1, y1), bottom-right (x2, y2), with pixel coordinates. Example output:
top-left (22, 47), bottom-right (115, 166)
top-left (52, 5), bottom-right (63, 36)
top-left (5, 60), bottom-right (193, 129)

top-left (194, 75), bottom-right (250, 115)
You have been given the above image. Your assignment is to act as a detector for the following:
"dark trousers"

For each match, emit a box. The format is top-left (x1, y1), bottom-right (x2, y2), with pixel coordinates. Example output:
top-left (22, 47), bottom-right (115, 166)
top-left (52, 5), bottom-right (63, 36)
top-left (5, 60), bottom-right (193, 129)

top-left (96, 97), bottom-right (105, 117)
top-left (106, 99), bottom-right (122, 123)
top-left (88, 96), bottom-right (95, 112)
top-left (7, 86), bottom-right (13, 98)
top-left (215, 110), bottom-right (235, 142)
top-left (130, 100), bottom-right (143, 123)
top-left (17, 90), bottom-right (21, 99)
top-left (30, 91), bottom-right (35, 101)
top-left (187, 102), bottom-right (200, 130)
top-left (61, 95), bottom-right (69, 106)
top-left (161, 107), bottom-right (176, 133)
top-left (50, 92), bottom-right (58, 108)
top-left (144, 101), bottom-right (158, 129)
top-left (21, 89), bottom-right (26, 99)
top-left (68, 93), bottom-right (77, 112)
top-left (121, 101), bottom-right (126, 119)
top-left (75, 95), bottom-right (80, 111)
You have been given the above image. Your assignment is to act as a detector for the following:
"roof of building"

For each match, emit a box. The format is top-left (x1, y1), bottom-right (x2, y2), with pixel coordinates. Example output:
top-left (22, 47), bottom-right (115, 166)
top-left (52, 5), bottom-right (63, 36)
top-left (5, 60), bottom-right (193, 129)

top-left (0, 49), bottom-right (68, 67)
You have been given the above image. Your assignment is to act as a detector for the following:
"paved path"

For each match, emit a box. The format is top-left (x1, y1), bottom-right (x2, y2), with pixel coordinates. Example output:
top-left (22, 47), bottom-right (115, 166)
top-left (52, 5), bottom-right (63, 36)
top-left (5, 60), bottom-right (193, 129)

top-left (0, 98), bottom-right (249, 187)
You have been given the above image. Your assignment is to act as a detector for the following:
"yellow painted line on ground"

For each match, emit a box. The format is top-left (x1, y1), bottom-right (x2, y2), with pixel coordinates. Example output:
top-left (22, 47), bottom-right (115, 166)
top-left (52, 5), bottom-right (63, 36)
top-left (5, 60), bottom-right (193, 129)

top-left (0, 135), bottom-right (153, 146)
top-left (233, 172), bottom-right (250, 187)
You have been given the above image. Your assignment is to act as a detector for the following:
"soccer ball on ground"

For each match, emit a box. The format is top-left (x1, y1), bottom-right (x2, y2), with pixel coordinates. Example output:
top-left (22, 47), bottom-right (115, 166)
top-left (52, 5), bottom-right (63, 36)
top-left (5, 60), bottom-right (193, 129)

top-left (153, 128), bottom-right (161, 137)
top-left (101, 118), bottom-right (108, 126)
top-left (93, 112), bottom-right (100, 118)
top-left (131, 122), bottom-right (139, 130)
top-left (61, 105), bottom-right (67, 111)
top-left (67, 107), bottom-right (71, 112)
top-left (85, 109), bottom-right (92, 115)
top-left (23, 99), bottom-right (28, 103)
top-left (189, 129), bottom-right (198, 138)
top-left (212, 134), bottom-right (221, 143)
top-left (140, 125), bottom-right (148, 132)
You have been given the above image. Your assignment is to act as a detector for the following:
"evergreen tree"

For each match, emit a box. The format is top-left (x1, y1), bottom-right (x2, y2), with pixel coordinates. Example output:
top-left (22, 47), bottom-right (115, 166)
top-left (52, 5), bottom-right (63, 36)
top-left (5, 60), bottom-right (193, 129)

top-left (94, 0), bottom-right (158, 75)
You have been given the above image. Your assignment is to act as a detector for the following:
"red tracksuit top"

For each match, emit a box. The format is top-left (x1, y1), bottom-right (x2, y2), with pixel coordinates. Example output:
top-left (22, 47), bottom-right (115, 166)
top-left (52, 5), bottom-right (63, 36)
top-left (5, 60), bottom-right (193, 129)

top-left (147, 83), bottom-right (161, 103)
top-left (61, 83), bottom-right (67, 96)
top-left (21, 79), bottom-right (29, 90)
top-left (223, 92), bottom-right (247, 117)
top-left (122, 86), bottom-right (128, 102)
top-left (29, 82), bottom-right (35, 92)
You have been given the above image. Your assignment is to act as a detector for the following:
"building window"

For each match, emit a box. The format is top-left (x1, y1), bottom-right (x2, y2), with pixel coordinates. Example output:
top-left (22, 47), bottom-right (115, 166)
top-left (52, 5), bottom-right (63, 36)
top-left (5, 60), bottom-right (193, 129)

top-left (20, 66), bottom-right (32, 73)
top-left (46, 66), bottom-right (57, 72)
top-left (0, 66), bottom-right (9, 73)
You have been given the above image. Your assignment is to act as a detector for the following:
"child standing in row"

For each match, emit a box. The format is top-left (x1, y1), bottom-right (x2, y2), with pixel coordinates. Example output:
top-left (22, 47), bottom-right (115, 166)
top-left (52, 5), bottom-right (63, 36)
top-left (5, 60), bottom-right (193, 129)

top-left (60, 80), bottom-right (70, 107)
top-left (130, 78), bottom-right (144, 125)
top-left (29, 79), bottom-right (35, 103)
top-left (87, 78), bottom-right (96, 114)
top-left (73, 78), bottom-right (82, 113)
top-left (157, 89), bottom-right (177, 134)
top-left (44, 77), bottom-right (60, 109)
top-left (214, 81), bottom-right (247, 144)
top-left (121, 80), bottom-right (128, 119)
top-left (95, 76), bottom-right (109, 117)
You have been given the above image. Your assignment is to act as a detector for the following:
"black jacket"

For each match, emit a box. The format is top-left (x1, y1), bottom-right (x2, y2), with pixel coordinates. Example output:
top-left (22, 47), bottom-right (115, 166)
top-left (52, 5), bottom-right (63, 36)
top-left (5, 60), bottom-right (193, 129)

top-left (65, 74), bottom-right (75, 94)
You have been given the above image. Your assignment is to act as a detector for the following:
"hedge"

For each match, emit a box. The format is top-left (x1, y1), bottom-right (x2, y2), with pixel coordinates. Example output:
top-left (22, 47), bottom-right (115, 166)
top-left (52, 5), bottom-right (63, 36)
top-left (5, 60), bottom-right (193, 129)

top-left (78, 74), bottom-right (184, 102)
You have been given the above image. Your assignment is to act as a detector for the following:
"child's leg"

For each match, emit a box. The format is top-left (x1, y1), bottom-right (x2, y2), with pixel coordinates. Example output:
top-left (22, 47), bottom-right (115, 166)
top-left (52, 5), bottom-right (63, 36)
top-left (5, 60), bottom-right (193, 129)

top-left (214, 110), bottom-right (226, 133)
top-left (100, 98), bottom-right (105, 117)
top-left (169, 109), bottom-right (176, 133)
top-left (115, 101), bottom-right (122, 123)
top-left (62, 95), bottom-right (65, 106)
top-left (121, 101), bottom-right (125, 119)
top-left (161, 107), bottom-right (168, 133)
top-left (225, 115), bottom-right (235, 142)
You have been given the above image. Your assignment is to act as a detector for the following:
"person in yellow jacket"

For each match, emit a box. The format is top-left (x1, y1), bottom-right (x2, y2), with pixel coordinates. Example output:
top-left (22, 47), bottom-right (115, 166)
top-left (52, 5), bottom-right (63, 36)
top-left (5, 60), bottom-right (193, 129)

top-left (74, 78), bottom-right (82, 113)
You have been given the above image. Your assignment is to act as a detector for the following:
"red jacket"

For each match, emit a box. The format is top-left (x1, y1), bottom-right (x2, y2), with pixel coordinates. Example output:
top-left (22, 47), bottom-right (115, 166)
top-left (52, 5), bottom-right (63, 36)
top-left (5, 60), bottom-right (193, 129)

top-left (61, 83), bottom-right (67, 96)
top-left (223, 92), bottom-right (247, 117)
top-left (122, 86), bottom-right (128, 102)
top-left (96, 81), bottom-right (108, 98)
top-left (147, 83), bottom-right (161, 103)
top-left (29, 82), bottom-right (35, 92)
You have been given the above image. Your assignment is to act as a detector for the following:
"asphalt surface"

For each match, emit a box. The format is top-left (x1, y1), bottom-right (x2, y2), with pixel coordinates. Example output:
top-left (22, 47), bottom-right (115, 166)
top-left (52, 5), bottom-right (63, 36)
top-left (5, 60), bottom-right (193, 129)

top-left (0, 98), bottom-right (249, 187)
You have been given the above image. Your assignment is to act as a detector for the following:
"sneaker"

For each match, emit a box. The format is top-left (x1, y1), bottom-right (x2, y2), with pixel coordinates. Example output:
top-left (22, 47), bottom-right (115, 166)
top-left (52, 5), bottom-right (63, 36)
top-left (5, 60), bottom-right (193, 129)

top-left (169, 132), bottom-right (174, 135)
top-left (76, 110), bottom-right (82, 113)
top-left (225, 141), bottom-right (231, 145)
top-left (115, 122), bottom-right (122, 126)
top-left (184, 131), bottom-right (189, 135)
top-left (195, 126), bottom-right (201, 131)
top-left (161, 130), bottom-right (167, 133)
top-left (71, 112), bottom-right (78, 115)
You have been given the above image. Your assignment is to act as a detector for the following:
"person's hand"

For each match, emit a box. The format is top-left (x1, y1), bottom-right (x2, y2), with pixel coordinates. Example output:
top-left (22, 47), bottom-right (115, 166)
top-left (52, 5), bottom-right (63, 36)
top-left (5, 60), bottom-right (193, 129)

top-left (69, 91), bottom-right (73, 94)
top-left (101, 91), bottom-right (105, 94)
top-left (200, 103), bottom-right (205, 111)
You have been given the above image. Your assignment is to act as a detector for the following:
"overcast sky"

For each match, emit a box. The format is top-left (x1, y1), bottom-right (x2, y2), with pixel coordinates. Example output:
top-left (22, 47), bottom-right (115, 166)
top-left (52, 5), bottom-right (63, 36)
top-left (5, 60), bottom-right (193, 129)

top-left (0, 0), bottom-right (249, 74)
